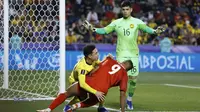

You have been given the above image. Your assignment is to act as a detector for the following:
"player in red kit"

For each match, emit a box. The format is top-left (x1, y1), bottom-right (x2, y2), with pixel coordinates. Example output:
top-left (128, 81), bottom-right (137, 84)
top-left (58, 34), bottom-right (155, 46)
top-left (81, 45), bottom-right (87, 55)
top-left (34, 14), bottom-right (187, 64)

top-left (64, 57), bottom-right (133, 112)
top-left (37, 57), bottom-right (133, 112)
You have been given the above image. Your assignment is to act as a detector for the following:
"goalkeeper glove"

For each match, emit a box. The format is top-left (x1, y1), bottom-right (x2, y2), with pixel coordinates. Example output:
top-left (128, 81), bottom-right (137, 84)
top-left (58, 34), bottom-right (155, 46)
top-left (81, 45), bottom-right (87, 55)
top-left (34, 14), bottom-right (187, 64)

top-left (154, 26), bottom-right (165, 34)
top-left (82, 20), bottom-right (96, 32)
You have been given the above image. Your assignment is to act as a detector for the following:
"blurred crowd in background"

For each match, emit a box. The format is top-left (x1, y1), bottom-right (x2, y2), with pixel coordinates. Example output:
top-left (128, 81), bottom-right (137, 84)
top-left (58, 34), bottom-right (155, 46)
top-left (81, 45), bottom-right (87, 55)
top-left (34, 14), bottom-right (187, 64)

top-left (0, 0), bottom-right (200, 46)
top-left (66, 0), bottom-right (200, 45)
top-left (0, 0), bottom-right (59, 44)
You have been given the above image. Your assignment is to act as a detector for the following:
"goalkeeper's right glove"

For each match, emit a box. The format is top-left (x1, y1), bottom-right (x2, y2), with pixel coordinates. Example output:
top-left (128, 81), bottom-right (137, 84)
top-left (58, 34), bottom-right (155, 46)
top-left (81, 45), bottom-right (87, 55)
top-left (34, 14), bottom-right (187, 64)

top-left (154, 26), bottom-right (165, 34)
top-left (82, 20), bottom-right (96, 32)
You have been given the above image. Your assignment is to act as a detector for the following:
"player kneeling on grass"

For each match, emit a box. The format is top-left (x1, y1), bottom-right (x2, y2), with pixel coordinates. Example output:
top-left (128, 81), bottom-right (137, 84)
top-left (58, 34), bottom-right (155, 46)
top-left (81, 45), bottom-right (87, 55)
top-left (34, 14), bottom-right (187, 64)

top-left (67, 44), bottom-right (108, 112)
top-left (37, 57), bottom-right (133, 112)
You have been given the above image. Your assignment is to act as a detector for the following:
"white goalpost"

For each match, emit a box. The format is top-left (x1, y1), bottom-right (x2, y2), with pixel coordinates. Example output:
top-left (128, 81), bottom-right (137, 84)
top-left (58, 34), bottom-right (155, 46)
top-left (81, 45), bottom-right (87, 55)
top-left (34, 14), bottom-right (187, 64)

top-left (0, 0), bottom-right (65, 100)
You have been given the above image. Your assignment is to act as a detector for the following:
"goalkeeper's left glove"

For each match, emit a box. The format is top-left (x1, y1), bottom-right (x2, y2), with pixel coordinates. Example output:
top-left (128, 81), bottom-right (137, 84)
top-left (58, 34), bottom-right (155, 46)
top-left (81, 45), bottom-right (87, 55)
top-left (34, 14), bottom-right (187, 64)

top-left (82, 20), bottom-right (96, 32)
top-left (154, 26), bottom-right (165, 34)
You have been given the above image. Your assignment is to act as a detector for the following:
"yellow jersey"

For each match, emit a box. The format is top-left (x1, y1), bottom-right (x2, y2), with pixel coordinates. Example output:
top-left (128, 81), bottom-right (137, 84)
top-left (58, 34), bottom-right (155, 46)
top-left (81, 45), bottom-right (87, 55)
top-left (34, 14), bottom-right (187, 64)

top-left (68, 57), bottom-right (100, 94)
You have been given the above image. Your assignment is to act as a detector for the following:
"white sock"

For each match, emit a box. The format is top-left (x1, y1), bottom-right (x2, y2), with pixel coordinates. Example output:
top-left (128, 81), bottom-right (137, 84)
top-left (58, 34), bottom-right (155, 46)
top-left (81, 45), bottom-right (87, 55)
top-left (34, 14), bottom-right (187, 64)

top-left (72, 103), bottom-right (81, 110)
top-left (127, 96), bottom-right (132, 101)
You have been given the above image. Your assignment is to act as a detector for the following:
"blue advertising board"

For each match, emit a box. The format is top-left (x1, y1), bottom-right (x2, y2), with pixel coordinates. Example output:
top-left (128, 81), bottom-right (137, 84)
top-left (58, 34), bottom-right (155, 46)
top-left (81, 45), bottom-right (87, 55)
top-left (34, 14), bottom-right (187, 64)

top-left (139, 52), bottom-right (199, 72)
top-left (66, 51), bottom-right (200, 72)
top-left (0, 50), bottom-right (60, 70)
top-left (0, 50), bottom-right (199, 72)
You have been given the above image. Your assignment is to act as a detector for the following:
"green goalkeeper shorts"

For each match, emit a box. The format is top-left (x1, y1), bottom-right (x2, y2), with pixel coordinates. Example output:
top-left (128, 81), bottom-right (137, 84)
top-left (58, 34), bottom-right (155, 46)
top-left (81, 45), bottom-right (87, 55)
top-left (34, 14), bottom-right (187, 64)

top-left (117, 57), bottom-right (139, 77)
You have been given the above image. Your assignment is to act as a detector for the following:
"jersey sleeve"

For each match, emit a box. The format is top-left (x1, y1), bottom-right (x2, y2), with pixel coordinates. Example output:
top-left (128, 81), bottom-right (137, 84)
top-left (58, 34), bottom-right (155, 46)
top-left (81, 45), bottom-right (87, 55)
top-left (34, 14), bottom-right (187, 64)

top-left (77, 68), bottom-right (97, 94)
top-left (137, 20), bottom-right (155, 34)
top-left (78, 74), bottom-right (97, 94)
top-left (119, 71), bottom-right (128, 92)
top-left (104, 20), bottom-right (116, 34)
top-left (96, 59), bottom-right (101, 64)
top-left (77, 68), bottom-right (87, 76)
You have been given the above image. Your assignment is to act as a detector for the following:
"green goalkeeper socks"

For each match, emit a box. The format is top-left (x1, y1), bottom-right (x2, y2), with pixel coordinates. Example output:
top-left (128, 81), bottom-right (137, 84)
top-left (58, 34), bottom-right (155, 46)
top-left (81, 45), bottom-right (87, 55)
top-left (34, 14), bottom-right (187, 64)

top-left (128, 79), bottom-right (136, 97)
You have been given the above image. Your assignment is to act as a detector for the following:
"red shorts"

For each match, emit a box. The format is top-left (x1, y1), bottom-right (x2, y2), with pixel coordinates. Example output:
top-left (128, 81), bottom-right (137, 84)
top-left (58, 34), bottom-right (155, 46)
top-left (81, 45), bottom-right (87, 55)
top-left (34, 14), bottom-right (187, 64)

top-left (77, 84), bottom-right (99, 107)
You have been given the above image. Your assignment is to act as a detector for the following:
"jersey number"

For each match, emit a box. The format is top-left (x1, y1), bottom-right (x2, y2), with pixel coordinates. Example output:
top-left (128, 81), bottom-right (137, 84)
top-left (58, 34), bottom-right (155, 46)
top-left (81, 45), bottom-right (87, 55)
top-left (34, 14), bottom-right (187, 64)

top-left (123, 28), bottom-right (130, 36)
top-left (108, 64), bottom-right (121, 75)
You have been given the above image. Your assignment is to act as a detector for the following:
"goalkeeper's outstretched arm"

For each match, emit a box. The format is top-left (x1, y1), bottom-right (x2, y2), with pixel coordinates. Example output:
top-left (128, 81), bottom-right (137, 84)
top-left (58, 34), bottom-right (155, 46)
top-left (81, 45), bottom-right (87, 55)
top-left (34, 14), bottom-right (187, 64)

top-left (138, 24), bottom-right (165, 35)
top-left (83, 20), bottom-right (115, 35)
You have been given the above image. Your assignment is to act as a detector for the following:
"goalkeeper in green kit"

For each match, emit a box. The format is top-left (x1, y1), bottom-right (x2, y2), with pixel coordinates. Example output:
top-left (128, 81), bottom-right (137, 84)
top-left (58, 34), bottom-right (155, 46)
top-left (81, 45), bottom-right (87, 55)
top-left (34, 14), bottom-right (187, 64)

top-left (83, 0), bottom-right (165, 110)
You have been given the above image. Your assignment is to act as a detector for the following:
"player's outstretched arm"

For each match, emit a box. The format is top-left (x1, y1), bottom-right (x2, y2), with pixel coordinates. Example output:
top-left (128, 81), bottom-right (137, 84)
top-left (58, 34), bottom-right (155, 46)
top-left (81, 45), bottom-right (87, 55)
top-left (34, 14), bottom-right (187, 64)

top-left (101, 54), bottom-right (114, 62)
top-left (82, 20), bottom-right (115, 35)
top-left (82, 20), bottom-right (96, 32)
top-left (154, 26), bottom-right (166, 34)
top-left (138, 24), bottom-right (165, 35)
top-left (78, 75), bottom-right (105, 101)
top-left (95, 91), bottom-right (105, 101)
top-left (120, 91), bottom-right (126, 112)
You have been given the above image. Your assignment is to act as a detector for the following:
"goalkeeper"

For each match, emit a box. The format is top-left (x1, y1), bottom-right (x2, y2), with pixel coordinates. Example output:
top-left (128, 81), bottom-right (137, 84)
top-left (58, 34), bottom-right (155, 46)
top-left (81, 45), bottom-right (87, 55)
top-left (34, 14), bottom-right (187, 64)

top-left (83, 0), bottom-right (165, 110)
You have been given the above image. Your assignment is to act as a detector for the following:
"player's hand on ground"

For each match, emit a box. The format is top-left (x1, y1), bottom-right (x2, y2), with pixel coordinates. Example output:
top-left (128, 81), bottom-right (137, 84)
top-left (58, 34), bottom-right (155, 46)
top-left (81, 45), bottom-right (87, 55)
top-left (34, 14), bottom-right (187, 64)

top-left (155, 26), bottom-right (165, 34)
top-left (36, 108), bottom-right (51, 112)
top-left (95, 91), bottom-right (105, 102)
top-left (82, 20), bottom-right (95, 32)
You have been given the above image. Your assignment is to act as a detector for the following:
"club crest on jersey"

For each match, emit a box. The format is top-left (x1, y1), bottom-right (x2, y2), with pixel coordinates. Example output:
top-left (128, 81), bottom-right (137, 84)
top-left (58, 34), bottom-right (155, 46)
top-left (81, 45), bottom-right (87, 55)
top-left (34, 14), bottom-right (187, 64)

top-left (130, 24), bottom-right (134, 28)
top-left (81, 70), bottom-right (86, 74)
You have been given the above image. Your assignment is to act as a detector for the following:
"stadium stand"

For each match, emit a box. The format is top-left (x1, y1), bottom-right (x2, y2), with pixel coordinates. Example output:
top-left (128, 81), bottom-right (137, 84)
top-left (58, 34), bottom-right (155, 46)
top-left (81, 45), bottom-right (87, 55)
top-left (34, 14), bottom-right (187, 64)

top-left (66, 0), bottom-right (200, 45)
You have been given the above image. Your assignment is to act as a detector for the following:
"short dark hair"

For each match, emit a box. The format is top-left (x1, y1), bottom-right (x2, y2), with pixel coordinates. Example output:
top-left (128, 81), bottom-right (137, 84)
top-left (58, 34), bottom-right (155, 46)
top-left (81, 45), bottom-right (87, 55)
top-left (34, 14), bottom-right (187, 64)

top-left (121, 0), bottom-right (132, 8)
top-left (83, 44), bottom-right (96, 57)
top-left (124, 60), bottom-right (133, 71)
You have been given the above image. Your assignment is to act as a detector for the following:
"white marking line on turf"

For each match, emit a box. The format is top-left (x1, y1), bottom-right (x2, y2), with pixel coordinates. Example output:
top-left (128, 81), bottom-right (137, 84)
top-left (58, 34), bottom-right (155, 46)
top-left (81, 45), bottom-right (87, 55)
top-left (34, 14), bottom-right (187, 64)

top-left (0, 87), bottom-right (119, 111)
top-left (91, 105), bottom-right (119, 112)
top-left (164, 84), bottom-right (200, 89)
top-left (138, 84), bottom-right (158, 85)
top-left (0, 87), bottom-right (52, 98)
top-left (66, 100), bottom-right (119, 112)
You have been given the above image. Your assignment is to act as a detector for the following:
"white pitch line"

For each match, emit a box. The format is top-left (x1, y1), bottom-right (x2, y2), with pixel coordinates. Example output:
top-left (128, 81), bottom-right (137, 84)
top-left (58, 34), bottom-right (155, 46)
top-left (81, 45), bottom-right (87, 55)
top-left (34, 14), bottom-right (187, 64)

top-left (164, 84), bottom-right (200, 89)
top-left (91, 105), bottom-right (119, 112)
top-left (0, 87), bottom-right (53, 98)
top-left (0, 87), bottom-right (119, 111)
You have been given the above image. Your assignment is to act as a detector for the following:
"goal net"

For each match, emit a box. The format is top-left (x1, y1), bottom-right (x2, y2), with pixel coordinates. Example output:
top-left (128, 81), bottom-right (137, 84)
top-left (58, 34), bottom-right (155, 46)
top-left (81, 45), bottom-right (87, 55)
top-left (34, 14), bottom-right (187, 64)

top-left (0, 0), bottom-right (65, 100)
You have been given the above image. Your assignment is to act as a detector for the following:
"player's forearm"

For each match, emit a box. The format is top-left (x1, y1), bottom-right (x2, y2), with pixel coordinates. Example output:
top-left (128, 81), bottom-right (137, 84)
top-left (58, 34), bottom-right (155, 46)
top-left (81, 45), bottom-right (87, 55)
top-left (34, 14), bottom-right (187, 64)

top-left (120, 91), bottom-right (126, 112)
top-left (138, 24), bottom-right (155, 34)
top-left (95, 28), bottom-right (107, 34)
top-left (78, 75), bottom-right (97, 94)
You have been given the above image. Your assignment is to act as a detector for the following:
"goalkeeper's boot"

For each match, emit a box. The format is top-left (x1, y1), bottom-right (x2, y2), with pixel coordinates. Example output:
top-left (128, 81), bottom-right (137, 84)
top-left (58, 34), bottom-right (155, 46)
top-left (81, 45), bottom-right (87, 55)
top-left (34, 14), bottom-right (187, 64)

top-left (126, 100), bottom-right (134, 110)
top-left (97, 107), bottom-right (109, 112)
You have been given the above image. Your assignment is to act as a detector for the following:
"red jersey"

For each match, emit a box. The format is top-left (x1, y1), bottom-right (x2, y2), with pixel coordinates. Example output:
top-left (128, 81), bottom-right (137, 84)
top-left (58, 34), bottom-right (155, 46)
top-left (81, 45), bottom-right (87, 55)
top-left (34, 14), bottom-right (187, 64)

top-left (85, 57), bottom-right (128, 94)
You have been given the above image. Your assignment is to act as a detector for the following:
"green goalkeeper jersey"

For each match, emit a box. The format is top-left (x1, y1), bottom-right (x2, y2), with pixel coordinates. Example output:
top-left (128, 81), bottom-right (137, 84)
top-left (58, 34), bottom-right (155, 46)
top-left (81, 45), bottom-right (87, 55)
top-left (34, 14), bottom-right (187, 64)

top-left (96, 17), bottom-right (155, 57)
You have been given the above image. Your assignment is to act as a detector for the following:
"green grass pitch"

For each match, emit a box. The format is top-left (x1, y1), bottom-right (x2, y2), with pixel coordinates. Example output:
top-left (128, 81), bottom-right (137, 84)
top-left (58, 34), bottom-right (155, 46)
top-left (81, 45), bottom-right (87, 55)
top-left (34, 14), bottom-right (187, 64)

top-left (0, 71), bottom-right (200, 112)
